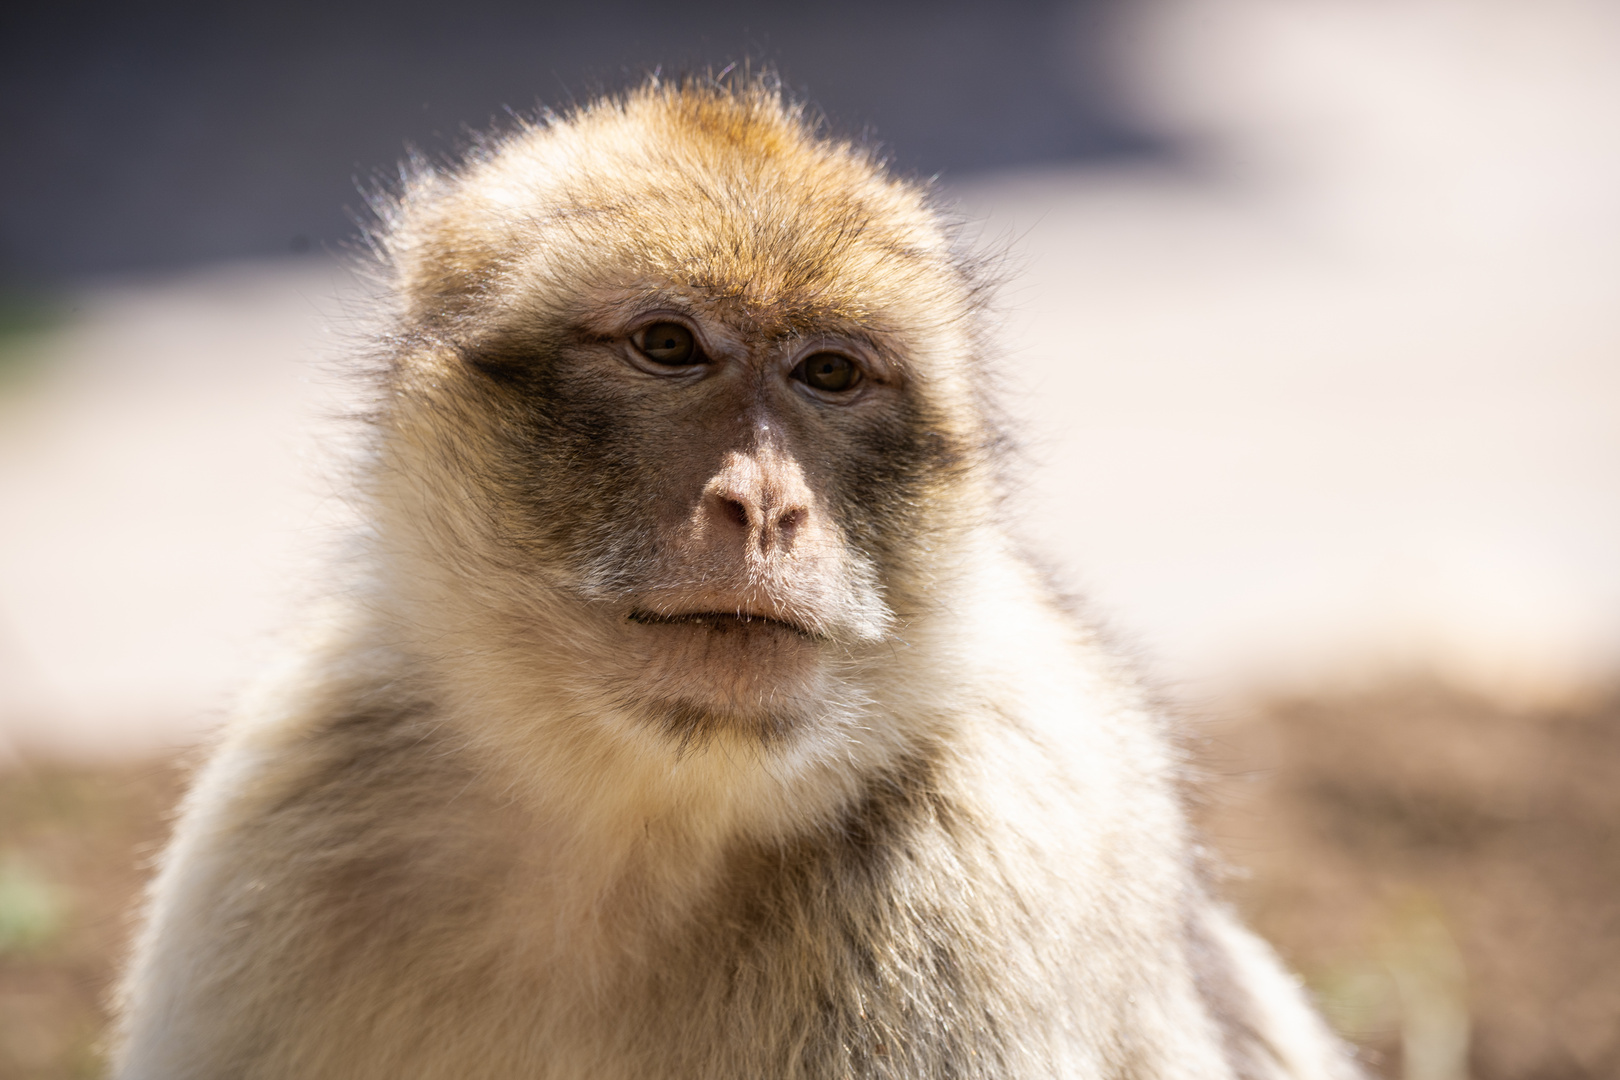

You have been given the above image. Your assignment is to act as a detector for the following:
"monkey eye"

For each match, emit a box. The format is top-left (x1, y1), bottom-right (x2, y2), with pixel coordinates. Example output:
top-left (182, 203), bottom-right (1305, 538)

top-left (634, 321), bottom-right (702, 366)
top-left (792, 352), bottom-right (861, 394)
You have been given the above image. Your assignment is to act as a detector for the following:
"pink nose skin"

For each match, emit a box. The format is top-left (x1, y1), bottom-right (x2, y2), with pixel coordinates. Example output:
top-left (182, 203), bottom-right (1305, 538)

top-left (701, 448), bottom-right (813, 557)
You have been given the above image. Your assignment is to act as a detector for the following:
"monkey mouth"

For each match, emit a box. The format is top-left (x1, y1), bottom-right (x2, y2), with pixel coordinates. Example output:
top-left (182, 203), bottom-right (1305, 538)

top-left (626, 609), bottom-right (821, 641)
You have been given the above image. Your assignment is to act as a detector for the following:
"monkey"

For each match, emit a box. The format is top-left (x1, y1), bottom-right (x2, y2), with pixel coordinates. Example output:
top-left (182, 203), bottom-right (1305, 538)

top-left (113, 76), bottom-right (1359, 1080)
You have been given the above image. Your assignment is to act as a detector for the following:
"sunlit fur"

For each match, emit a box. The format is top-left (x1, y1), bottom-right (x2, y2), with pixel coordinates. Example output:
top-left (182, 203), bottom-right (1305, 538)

top-left (114, 77), bottom-right (1359, 1079)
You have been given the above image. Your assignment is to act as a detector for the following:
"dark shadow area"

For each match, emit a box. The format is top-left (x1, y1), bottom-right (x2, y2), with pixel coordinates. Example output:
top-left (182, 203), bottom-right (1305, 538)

top-left (0, 0), bottom-right (1166, 282)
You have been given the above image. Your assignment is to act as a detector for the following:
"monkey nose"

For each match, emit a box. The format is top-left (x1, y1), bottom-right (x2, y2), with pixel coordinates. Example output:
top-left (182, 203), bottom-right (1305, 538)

top-left (701, 446), bottom-right (816, 555)
top-left (706, 491), bottom-right (809, 554)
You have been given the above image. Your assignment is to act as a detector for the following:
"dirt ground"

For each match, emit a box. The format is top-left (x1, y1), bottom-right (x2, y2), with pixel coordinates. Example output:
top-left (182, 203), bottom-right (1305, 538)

top-left (1196, 682), bottom-right (1620, 1080)
top-left (0, 759), bottom-right (186, 1078)
top-left (1, 682), bottom-right (1615, 1079)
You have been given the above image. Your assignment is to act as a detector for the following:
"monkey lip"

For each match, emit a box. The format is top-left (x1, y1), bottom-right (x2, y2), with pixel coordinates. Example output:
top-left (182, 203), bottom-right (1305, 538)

top-left (626, 609), bottom-right (820, 641)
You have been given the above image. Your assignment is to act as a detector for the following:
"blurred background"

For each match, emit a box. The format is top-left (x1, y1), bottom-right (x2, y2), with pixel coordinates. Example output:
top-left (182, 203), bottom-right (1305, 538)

top-left (2, 1), bottom-right (1618, 1076)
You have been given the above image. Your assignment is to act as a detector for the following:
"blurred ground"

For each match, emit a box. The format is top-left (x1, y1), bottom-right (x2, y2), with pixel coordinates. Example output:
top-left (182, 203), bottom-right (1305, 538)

top-left (0, 259), bottom-right (362, 763)
top-left (0, 760), bottom-right (185, 1078)
top-left (1197, 682), bottom-right (1620, 1080)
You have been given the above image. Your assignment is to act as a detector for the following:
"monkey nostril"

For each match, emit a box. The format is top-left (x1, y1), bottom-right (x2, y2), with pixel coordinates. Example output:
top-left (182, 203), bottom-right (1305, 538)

top-left (775, 507), bottom-right (807, 539)
top-left (720, 497), bottom-right (751, 532)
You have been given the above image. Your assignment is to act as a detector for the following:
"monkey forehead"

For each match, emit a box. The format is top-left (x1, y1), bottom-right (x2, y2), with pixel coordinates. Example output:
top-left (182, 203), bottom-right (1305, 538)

top-left (517, 203), bottom-right (955, 330)
top-left (387, 82), bottom-right (980, 341)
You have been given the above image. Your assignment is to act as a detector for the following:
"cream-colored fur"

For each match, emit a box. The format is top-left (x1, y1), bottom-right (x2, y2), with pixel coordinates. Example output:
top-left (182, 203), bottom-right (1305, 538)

top-left (114, 78), bottom-right (1359, 1080)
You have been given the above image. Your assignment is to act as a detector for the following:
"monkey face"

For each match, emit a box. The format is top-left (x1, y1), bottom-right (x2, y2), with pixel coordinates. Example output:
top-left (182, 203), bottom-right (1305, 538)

top-left (379, 85), bottom-right (998, 744)
top-left (433, 286), bottom-right (958, 739)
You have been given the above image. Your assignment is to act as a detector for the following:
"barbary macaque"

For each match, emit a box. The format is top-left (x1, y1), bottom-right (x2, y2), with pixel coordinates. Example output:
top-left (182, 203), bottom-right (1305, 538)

top-left (115, 77), bottom-right (1357, 1080)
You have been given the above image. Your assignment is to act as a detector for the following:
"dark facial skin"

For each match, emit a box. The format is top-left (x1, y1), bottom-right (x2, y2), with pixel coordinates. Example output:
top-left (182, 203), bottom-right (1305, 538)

top-left (456, 286), bottom-right (961, 648)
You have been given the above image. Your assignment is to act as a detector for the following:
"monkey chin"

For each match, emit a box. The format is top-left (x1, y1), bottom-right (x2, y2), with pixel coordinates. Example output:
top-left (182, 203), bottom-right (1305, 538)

top-left (621, 611), bottom-right (826, 745)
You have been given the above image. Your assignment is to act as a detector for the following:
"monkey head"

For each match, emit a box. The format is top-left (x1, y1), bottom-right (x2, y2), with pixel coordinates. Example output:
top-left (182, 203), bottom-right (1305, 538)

top-left (369, 81), bottom-right (1003, 749)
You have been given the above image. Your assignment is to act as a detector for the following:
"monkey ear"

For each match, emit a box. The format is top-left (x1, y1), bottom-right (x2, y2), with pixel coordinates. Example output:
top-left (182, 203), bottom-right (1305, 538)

top-left (390, 212), bottom-right (509, 328)
top-left (370, 159), bottom-right (514, 330)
